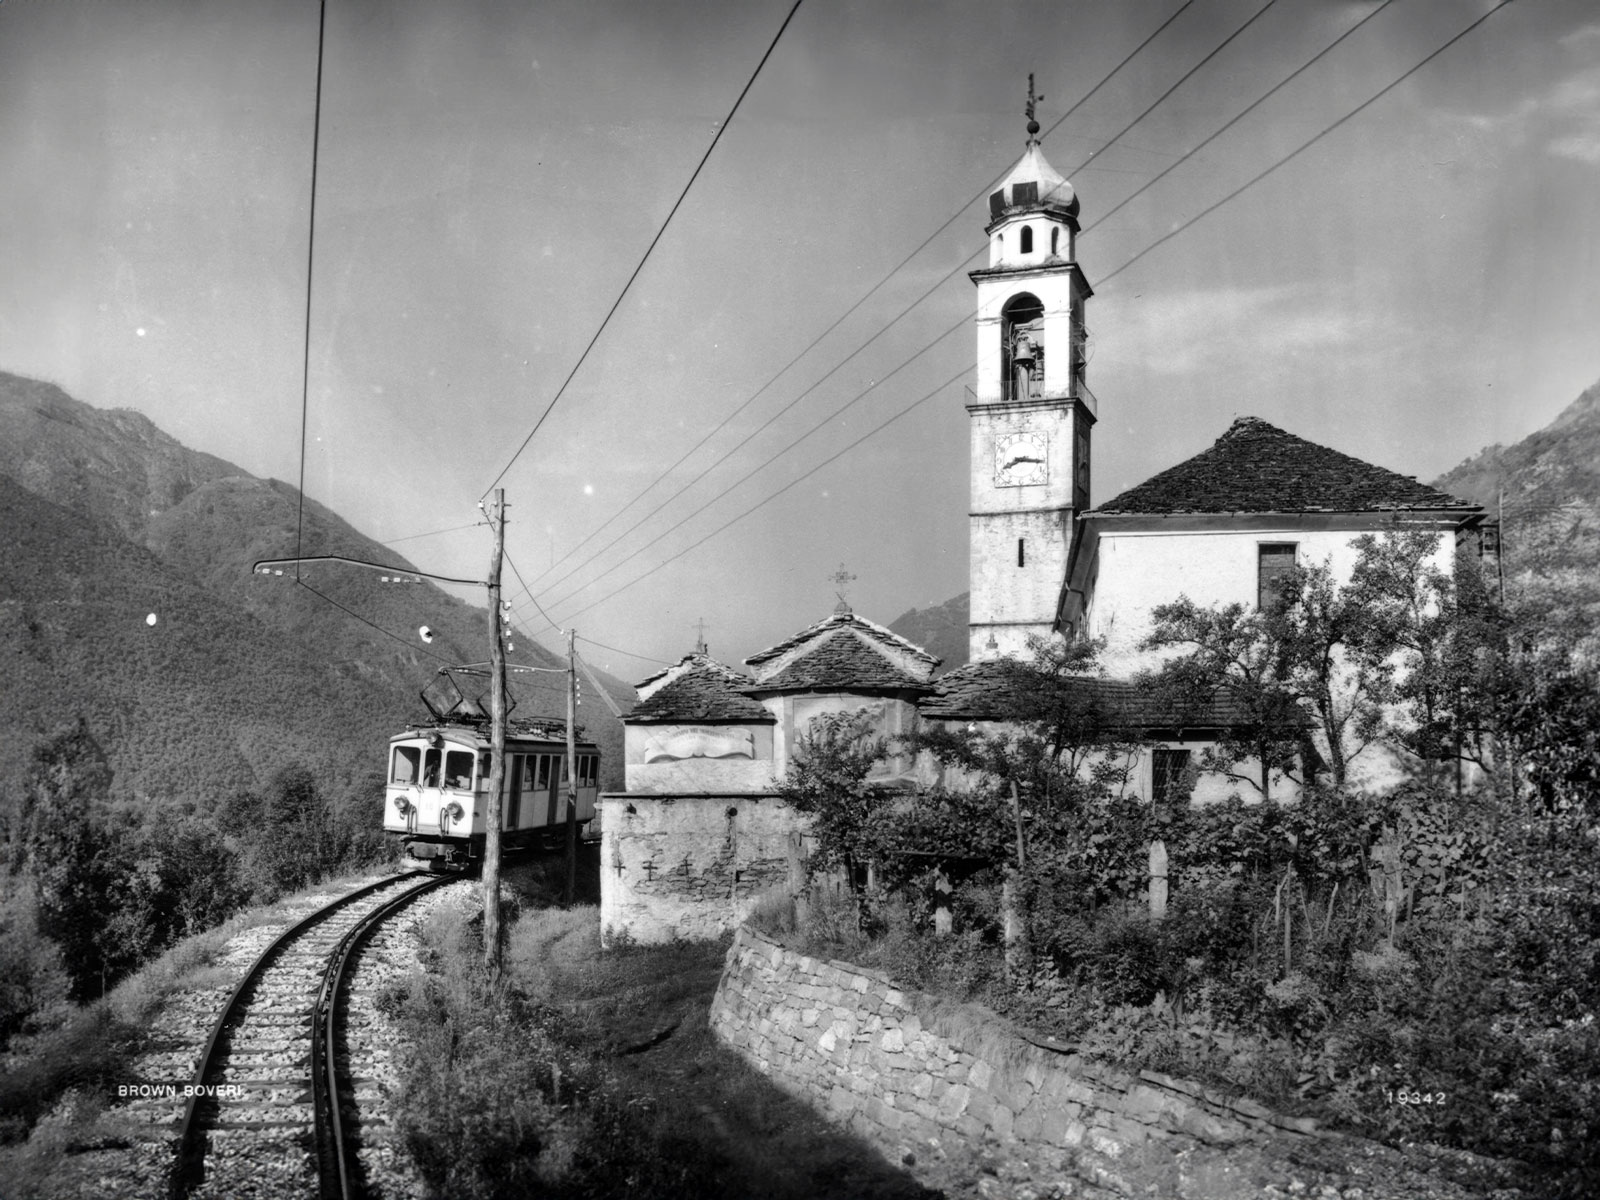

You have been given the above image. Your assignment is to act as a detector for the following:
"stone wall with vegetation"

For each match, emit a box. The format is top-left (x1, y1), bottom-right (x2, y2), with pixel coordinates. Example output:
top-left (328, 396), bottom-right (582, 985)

top-left (710, 926), bottom-right (1331, 1195)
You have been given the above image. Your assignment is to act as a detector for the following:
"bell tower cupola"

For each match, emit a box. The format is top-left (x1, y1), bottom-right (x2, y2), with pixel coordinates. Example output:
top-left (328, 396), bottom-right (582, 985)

top-left (966, 77), bottom-right (1096, 662)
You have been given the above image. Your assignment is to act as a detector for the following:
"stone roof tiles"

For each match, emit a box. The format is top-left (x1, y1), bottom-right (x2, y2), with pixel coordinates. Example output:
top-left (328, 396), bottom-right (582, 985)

top-left (919, 658), bottom-right (1278, 732)
top-left (1096, 417), bottom-right (1477, 516)
top-left (745, 628), bottom-right (934, 695)
top-left (627, 653), bottom-right (772, 724)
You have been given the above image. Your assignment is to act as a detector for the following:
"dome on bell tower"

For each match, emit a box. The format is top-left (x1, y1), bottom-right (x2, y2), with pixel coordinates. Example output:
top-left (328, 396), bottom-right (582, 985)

top-left (988, 142), bottom-right (1078, 223)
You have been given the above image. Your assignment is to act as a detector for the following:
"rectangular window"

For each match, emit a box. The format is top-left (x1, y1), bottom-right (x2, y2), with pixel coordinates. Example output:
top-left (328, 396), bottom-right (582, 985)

top-left (423, 747), bottom-right (442, 788)
top-left (1018, 538), bottom-right (1026, 568)
top-left (1257, 543), bottom-right (1298, 610)
top-left (444, 750), bottom-right (474, 790)
top-left (578, 755), bottom-right (598, 786)
top-left (1011, 180), bottom-right (1038, 206)
top-left (391, 745), bottom-right (421, 785)
top-left (1152, 748), bottom-right (1191, 805)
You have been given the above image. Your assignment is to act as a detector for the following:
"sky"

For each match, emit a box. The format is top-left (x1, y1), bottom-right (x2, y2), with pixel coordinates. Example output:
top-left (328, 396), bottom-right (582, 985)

top-left (2, 0), bottom-right (1598, 681)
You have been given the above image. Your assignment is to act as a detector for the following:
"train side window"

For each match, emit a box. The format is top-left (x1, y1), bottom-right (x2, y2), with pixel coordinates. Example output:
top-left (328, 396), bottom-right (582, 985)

top-left (478, 751), bottom-right (492, 784)
top-left (423, 748), bottom-right (441, 787)
top-left (535, 754), bottom-right (552, 788)
top-left (392, 746), bottom-right (421, 785)
top-left (579, 755), bottom-right (597, 786)
top-left (520, 755), bottom-right (539, 794)
top-left (444, 750), bottom-right (474, 789)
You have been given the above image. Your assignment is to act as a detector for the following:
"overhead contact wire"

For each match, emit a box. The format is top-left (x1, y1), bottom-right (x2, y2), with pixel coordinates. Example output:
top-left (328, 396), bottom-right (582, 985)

top-left (519, 0), bottom-right (1197, 592)
top-left (480, 0), bottom-right (807, 500)
top-left (522, 0), bottom-right (1278, 615)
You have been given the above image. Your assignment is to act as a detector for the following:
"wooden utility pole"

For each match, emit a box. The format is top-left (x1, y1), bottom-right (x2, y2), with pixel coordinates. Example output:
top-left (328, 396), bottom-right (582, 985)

top-left (564, 627), bottom-right (579, 907)
top-left (482, 489), bottom-right (508, 974)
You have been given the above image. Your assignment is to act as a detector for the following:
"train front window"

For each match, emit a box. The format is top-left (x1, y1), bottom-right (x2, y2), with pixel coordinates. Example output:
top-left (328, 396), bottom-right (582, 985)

top-left (391, 745), bottom-right (422, 785)
top-left (423, 748), bottom-right (442, 787)
top-left (444, 750), bottom-right (474, 790)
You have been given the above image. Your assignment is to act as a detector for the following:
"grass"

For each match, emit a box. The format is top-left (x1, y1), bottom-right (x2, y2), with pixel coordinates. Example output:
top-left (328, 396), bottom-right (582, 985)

top-left (386, 852), bottom-right (945, 1200)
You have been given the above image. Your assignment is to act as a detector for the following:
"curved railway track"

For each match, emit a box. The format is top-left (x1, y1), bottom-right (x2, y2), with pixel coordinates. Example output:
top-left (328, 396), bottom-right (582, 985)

top-left (167, 871), bottom-right (452, 1200)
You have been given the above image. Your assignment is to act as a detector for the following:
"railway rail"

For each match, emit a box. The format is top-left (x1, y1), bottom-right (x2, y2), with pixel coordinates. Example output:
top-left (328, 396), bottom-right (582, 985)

top-left (168, 871), bottom-right (451, 1200)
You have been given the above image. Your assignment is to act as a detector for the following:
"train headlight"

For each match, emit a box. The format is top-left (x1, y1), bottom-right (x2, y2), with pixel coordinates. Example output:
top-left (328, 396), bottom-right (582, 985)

top-left (441, 801), bottom-right (464, 824)
top-left (393, 796), bottom-right (413, 816)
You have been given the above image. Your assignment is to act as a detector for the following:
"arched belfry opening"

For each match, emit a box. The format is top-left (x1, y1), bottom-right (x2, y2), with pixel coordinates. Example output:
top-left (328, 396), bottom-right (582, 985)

top-left (1002, 292), bottom-right (1044, 402)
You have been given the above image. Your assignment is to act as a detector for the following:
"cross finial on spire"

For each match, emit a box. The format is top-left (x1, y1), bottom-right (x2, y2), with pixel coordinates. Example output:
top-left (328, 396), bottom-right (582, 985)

top-left (828, 563), bottom-right (857, 615)
top-left (1025, 73), bottom-right (1042, 144)
top-left (691, 617), bottom-right (710, 656)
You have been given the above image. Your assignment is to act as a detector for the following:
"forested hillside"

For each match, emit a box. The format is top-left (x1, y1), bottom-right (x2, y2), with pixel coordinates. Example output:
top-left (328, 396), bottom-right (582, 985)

top-left (1434, 378), bottom-right (1600, 652)
top-left (0, 370), bottom-right (632, 803)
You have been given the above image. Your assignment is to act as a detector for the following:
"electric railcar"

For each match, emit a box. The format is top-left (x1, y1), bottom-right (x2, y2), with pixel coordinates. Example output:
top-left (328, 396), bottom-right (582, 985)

top-left (384, 720), bottom-right (599, 866)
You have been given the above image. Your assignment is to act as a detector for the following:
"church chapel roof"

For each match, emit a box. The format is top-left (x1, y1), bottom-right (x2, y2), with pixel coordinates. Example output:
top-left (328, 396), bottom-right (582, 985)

top-left (1095, 417), bottom-right (1477, 516)
top-left (745, 609), bottom-right (940, 695)
top-left (920, 658), bottom-right (1279, 732)
top-left (627, 653), bottom-right (772, 724)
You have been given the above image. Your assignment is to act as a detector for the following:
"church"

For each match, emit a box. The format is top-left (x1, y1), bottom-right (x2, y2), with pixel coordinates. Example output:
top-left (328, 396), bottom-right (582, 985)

top-left (595, 103), bottom-right (1487, 943)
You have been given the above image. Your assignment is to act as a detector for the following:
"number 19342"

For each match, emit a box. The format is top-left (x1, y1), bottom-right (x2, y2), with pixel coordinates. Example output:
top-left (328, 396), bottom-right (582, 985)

top-left (1383, 1089), bottom-right (1447, 1106)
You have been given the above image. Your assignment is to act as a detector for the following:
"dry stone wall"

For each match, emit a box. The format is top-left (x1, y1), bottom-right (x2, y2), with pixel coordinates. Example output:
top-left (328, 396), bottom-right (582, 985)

top-left (710, 927), bottom-right (1513, 1199)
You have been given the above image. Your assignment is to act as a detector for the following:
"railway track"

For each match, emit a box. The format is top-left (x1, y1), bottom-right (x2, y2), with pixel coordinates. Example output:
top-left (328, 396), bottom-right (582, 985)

top-left (167, 871), bottom-right (452, 1200)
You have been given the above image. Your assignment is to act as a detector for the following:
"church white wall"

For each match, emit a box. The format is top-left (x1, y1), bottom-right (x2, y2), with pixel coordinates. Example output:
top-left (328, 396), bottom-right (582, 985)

top-left (1086, 525), bottom-right (1454, 677)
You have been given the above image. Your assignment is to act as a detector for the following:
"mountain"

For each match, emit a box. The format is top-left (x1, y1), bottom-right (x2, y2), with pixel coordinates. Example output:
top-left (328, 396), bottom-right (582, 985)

top-left (0, 370), bottom-right (633, 807)
top-left (1433, 378), bottom-right (1600, 648)
top-left (889, 592), bottom-right (969, 672)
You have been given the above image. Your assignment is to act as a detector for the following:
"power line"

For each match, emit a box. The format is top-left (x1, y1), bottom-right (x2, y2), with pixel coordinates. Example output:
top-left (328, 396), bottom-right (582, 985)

top-left (546, 363), bottom-right (966, 629)
top-left (479, 0), bottom-right (806, 500)
top-left (1083, 0), bottom-right (1396, 241)
top-left (381, 521), bottom-right (485, 546)
top-left (576, 634), bottom-right (673, 667)
top-left (531, 314), bottom-right (968, 618)
top-left (517, 1), bottom-right (1198, 593)
top-left (523, 2), bottom-right (1514, 628)
top-left (1095, 0), bottom-right (1515, 289)
top-left (294, 0), bottom-right (329, 578)
top-left (293, 579), bottom-right (450, 664)
top-left (515, 0), bottom-right (1279, 615)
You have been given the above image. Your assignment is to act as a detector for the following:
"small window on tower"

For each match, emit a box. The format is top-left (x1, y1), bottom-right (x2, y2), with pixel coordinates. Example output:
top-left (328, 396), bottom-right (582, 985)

top-left (1051, 227), bottom-right (1059, 255)
top-left (1018, 538), bottom-right (1026, 568)
top-left (989, 190), bottom-right (1006, 218)
top-left (1013, 181), bottom-right (1038, 206)
top-left (1020, 226), bottom-right (1034, 254)
top-left (1258, 543), bottom-right (1298, 610)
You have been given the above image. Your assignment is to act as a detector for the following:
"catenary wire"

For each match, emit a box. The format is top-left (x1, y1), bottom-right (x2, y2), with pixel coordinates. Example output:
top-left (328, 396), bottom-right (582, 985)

top-left (515, 0), bottom-right (1280, 615)
top-left (517, 0), bottom-right (1198, 592)
top-left (525, 1), bottom-right (1515, 630)
top-left (479, 0), bottom-right (806, 501)
top-left (293, 0), bottom-right (330, 579)
top-left (293, 579), bottom-right (451, 664)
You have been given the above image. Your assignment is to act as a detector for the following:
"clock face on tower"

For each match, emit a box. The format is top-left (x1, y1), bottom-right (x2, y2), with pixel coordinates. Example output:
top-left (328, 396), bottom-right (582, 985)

top-left (995, 430), bottom-right (1048, 487)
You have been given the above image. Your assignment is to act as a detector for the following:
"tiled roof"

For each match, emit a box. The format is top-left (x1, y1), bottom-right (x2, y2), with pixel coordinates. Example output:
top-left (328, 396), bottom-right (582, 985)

top-left (627, 654), bottom-right (772, 724)
top-left (919, 658), bottom-right (1288, 732)
top-left (1096, 417), bottom-right (1478, 515)
top-left (746, 628), bottom-right (934, 694)
top-left (746, 608), bottom-right (940, 673)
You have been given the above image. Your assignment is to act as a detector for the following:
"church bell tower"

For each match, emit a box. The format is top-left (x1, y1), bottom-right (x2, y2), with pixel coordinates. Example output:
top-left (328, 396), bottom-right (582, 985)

top-left (968, 78), bottom-right (1095, 662)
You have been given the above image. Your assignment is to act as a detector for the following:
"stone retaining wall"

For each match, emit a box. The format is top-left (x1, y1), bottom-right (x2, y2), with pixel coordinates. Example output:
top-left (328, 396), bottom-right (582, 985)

top-left (710, 926), bottom-right (1332, 1197)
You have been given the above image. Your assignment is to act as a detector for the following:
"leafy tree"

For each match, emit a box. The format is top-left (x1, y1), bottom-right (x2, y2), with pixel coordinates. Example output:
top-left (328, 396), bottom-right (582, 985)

top-left (774, 710), bottom-right (889, 929)
top-left (1139, 530), bottom-right (1489, 791)
top-left (20, 720), bottom-right (115, 1000)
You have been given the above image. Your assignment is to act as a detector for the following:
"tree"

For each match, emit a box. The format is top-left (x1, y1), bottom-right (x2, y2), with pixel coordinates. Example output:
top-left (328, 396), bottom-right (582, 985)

top-left (20, 720), bottom-right (116, 1001)
top-left (774, 710), bottom-right (889, 930)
